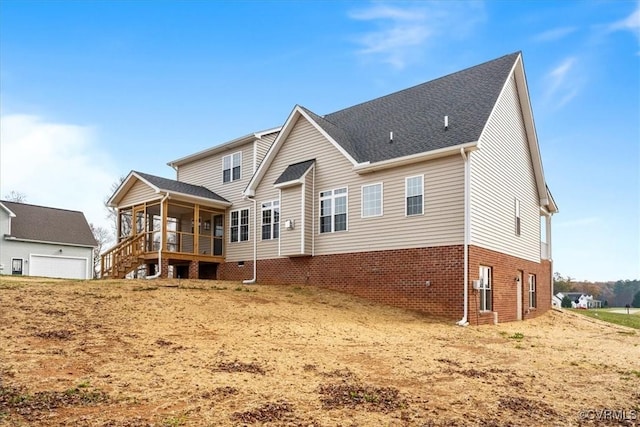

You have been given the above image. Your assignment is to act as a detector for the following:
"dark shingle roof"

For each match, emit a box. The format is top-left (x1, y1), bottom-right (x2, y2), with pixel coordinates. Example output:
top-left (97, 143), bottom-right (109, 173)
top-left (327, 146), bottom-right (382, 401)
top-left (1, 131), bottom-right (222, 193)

top-left (274, 160), bottom-right (316, 185)
top-left (1, 201), bottom-right (97, 247)
top-left (308, 52), bottom-right (519, 163)
top-left (134, 171), bottom-right (229, 203)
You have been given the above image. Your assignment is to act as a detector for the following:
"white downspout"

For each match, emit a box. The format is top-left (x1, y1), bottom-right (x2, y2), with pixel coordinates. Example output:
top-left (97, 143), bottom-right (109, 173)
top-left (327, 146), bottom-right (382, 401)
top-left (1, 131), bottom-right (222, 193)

top-left (457, 148), bottom-right (470, 326)
top-left (242, 196), bottom-right (258, 284)
top-left (147, 193), bottom-right (170, 279)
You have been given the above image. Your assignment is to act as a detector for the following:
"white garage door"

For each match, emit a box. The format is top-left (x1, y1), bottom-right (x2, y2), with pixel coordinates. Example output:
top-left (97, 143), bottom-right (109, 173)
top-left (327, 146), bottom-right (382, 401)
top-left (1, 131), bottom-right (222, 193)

top-left (30, 255), bottom-right (88, 280)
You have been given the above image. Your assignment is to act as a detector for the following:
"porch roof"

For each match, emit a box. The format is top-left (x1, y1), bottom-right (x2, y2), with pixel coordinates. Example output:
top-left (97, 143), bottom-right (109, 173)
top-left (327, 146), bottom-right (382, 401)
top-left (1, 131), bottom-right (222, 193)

top-left (108, 171), bottom-right (231, 208)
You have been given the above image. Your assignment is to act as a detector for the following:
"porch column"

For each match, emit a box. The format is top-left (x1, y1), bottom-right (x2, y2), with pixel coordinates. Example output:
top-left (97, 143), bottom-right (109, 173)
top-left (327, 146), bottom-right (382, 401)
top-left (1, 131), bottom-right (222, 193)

top-left (162, 198), bottom-right (169, 251)
top-left (188, 260), bottom-right (199, 279)
top-left (116, 208), bottom-right (121, 242)
top-left (194, 204), bottom-right (200, 255)
top-left (160, 259), bottom-right (169, 278)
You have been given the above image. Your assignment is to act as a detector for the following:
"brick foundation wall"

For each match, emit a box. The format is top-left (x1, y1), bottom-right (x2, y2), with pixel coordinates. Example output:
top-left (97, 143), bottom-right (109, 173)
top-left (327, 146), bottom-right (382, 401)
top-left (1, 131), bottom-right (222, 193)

top-left (218, 245), bottom-right (551, 325)
top-left (219, 246), bottom-right (465, 320)
top-left (467, 245), bottom-right (551, 325)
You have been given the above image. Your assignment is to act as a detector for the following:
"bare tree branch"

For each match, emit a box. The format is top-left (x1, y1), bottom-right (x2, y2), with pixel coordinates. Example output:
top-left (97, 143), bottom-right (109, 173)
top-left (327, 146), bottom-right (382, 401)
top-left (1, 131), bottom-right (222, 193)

top-left (4, 191), bottom-right (27, 203)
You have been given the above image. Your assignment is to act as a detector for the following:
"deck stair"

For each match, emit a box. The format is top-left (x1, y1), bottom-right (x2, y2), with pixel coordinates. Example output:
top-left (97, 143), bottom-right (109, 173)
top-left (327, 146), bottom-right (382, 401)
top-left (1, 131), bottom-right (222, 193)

top-left (101, 233), bottom-right (146, 279)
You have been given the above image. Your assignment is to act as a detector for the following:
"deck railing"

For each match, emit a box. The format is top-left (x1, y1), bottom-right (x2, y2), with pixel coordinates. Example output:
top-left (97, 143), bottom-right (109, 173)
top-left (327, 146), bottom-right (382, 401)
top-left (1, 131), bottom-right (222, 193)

top-left (101, 233), bottom-right (146, 279)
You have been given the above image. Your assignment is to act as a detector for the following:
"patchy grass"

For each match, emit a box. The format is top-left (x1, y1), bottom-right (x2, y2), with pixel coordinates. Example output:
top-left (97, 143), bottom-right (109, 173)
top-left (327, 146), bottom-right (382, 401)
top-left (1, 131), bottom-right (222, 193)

top-left (569, 308), bottom-right (640, 330)
top-left (213, 360), bottom-right (266, 375)
top-left (317, 382), bottom-right (406, 412)
top-left (0, 276), bottom-right (637, 425)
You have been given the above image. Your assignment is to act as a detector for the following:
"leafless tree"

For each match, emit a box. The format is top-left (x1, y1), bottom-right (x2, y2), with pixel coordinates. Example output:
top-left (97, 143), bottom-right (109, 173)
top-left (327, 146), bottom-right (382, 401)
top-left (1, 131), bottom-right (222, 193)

top-left (104, 176), bottom-right (132, 241)
top-left (4, 191), bottom-right (27, 203)
top-left (90, 223), bottom-right (112, 278)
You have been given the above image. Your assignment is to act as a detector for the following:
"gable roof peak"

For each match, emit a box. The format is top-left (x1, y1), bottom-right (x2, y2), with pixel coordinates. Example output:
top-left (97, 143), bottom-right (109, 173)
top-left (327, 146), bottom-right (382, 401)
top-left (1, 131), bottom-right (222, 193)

top-left (305, 52), bottom-right (521, 164)
top-left (0, 200), bottom-right (96, 247)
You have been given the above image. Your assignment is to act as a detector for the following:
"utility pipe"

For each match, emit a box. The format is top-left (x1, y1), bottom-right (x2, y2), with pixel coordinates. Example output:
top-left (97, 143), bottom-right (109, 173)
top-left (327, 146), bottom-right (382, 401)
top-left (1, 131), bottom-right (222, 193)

top-left (147, 193), bottom-right (170, 279)
top-left (242, 196), bottom-right (258, 284)
top-left (457, 147), bottom-right (470, 326)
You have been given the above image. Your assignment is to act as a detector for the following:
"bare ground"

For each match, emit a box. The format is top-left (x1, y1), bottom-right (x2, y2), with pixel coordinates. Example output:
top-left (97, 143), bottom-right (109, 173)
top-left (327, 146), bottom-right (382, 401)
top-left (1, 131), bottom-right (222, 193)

top-left (0, 276), bottom-right (638, 426)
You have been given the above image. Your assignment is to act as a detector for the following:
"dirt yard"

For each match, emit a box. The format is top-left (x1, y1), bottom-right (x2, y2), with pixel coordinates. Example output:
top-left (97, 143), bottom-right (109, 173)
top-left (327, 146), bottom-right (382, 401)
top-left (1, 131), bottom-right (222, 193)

top-left (0, 277), bottom-right (638, 426)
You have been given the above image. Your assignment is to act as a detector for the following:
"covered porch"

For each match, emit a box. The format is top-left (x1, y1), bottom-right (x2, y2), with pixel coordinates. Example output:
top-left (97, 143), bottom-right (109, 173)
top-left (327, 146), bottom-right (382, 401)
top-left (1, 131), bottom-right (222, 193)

top-left (102, 171), bottom-right (230, 279)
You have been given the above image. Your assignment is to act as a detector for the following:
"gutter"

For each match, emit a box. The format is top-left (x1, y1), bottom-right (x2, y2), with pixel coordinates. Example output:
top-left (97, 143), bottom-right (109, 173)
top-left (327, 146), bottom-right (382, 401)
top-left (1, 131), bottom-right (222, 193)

top-left (353, 141), bottom-right (478, 174)
top-left (147, 193), bottom-right (170, 279)
top-left (242, 195), bottom-right (258, 284)
top-left (457, 147), bottom-right (472, 326)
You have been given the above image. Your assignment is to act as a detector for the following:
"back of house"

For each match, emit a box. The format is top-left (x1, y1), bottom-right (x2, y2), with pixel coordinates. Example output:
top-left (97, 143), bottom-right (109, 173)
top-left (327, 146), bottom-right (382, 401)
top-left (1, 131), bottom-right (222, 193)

top-left (105, 52), bottom-right (557, 325)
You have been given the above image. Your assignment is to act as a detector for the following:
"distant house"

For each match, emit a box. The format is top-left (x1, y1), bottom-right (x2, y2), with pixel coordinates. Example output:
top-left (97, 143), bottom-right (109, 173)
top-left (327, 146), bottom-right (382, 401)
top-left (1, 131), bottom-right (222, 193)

top-left (104, 52), bottom-right (558, 325)
top-left (556, 292), bottom-right (602, 309)
top-left (0, 201), bottom-right (97, 280)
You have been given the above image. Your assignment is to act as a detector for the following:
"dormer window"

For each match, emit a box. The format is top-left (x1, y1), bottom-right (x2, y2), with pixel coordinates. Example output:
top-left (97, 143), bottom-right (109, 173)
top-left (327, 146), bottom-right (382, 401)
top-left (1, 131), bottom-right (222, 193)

top-left (223, 152), bottom-right (242, 183)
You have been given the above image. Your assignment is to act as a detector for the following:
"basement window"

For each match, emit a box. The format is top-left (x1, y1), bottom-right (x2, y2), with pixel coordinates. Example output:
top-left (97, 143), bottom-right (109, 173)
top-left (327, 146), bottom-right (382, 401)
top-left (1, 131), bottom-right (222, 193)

top-left (529, 274), bottom-right (537, 308)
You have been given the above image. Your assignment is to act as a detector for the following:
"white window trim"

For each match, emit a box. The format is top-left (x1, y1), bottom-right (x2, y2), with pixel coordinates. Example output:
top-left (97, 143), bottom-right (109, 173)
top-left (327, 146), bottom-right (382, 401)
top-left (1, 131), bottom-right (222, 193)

top-left (528, 274), bottom-right (537, 308)
top-left (515, 198), bottom-right (521, 236)
top-left (405, 174), bottom-right (424, 216)
top-left (11, 258), bottom-right (24, 275)
top-left (361, 182), bottom-right (383, 218)
top-left (222, 151), bottom-right (242, 184)
top-left (229, 208), bottom-right (250, 243)
top-left (319, 187), bottom-right (348, 233)
top-left (479, 265), bottom-right (492, 312)
top-left (261, 200), bottom-right (280, 241)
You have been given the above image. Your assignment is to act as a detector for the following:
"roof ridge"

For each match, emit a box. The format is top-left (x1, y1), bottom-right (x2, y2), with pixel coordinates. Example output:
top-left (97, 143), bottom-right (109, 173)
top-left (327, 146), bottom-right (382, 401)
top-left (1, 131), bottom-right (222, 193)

top-left (0, 200), bottom-right (85, 215)
top-left (134, 170), bottom-right (211, 189)
top-left (324, 51), bottom-right (520, 118)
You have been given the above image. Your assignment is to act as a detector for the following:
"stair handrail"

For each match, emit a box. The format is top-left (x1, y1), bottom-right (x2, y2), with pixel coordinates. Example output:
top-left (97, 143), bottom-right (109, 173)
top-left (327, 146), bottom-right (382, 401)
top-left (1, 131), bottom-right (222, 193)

top-left (101, 233), bottom-right (146, 278)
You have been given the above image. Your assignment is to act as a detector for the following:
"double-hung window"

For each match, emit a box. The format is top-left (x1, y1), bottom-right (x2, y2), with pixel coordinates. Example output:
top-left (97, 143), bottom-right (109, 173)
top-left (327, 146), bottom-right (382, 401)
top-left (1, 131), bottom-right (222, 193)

top-left (261, 200), bottom-right (280, 240)
top-left (479, 266), bottom-right (492, 312)
top-left (230, 208), bottom-right (249, 242)
top-left (528, 274), bottom-right (537, 308)
top-left (405, 175), bottom-right (423, 216)
top-left (223, 152), bottom-right (242, 183)
top-left (320, 187), bottom-right (347, 233)
top-left (361, 183), bottom-right (382, 217)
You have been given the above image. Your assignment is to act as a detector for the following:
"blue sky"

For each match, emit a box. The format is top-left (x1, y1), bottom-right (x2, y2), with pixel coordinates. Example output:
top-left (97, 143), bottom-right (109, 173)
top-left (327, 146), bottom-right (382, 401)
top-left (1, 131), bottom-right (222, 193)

top-left (1, 1), bottom-right (638, 281)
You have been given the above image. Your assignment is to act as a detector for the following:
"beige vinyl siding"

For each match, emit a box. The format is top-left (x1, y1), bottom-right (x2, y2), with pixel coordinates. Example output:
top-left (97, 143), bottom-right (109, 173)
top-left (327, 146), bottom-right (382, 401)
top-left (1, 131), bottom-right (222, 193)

top-left (279, 186), bottom-right (303, 256)
top-left (120, 181), bottom-right (158, 207)
top-left (257, 197), bottom-right (279, 260)
top-left (470, 75), bottom-right (540, 262)
top-left (256, 132), bottom-right (277, 169)
top-left (224, 198), bottom-right (254, 262)
top-left (304, 171), bottom-right (314, 255)
top-left (253, 116), bottom-right (464, 258)
top-left (177, 142), bottom-right (254, 202)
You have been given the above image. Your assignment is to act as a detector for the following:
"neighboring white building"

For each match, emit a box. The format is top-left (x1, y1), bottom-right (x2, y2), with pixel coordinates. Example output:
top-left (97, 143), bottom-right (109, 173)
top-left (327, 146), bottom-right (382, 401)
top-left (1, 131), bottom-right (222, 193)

top-left (556, 292), bottom-right (602, 309)
top-left (0, 201), bottom-right (97, 280)
top-left (573, 294), bottom-right (602, 309)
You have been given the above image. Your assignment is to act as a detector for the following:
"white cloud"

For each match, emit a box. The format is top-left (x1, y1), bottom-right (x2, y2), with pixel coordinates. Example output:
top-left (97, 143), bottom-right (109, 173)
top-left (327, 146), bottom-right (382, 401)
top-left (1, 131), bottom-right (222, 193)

top-left (0, 114), bottom-right (117, 234)
top-left (533, 26), bottom-right (577, 43)
top-left (348, 1), bottom-right (485, 69)
top-left (609, 3), bottom-right (640, 41)
top-left (543, 57), bottom-right (582, 108)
